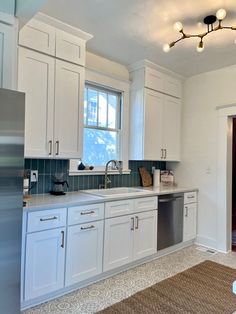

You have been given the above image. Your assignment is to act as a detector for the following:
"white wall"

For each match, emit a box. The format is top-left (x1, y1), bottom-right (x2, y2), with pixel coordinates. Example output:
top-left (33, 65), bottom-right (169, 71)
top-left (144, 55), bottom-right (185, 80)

top-left (86, 51), bottom-right (129, 81)
top-left (168, 64), bottom-right (236, 249)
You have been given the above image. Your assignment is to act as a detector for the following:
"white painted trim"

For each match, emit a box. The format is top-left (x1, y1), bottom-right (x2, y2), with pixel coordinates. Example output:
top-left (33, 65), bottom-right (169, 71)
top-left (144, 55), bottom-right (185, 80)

top-left (128, 59), bottom-right (185, 80)
top-left (69, 170), bottom-right (131, 176)
top-left (34, 12), bottom-right (93, 41)
top-left (195, 235), bottom-right (217, 250)
top-left (68, 69), bottom-right (130, 173)
top-left (216, 105), bottom-right (235, 252)
top-left (0, 12), bottom-right (15, 25)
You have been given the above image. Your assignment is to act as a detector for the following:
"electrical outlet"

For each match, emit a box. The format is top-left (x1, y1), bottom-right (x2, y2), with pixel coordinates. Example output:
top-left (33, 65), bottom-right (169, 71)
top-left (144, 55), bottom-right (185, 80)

top-left (30, 170), bottom-right (38, 182)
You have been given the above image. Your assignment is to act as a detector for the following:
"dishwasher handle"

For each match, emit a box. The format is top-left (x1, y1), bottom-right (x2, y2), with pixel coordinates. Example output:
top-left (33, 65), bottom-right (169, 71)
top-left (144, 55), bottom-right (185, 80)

top-left (158, 196), bottom-right (183, 203)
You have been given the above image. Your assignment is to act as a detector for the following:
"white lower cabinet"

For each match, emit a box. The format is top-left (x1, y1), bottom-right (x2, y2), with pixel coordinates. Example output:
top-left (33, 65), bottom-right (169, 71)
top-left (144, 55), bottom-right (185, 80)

top-left (183, 202), bottom-right (197, 242)
top-left (65, 221), bottom-right (103, 286)
top-left (103, 210), bottom-right (157, 272)
top-left (24, 228), bottom-right (66, 301)
top-left (133, 211), bottom-right (157, 261)
top-left (103, 215), bottom-right (134, 271)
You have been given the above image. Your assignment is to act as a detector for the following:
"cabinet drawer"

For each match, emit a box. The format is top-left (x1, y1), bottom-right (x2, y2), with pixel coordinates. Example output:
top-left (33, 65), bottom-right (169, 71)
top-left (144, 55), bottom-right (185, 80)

top-left (184, 191), bottom-right (197, 204)
top-left (134, 197), bottom-right (158, 212)
top-left (105, 200), bottom-right (134, 218)
top-left (27, 208), bottom-right (67, 232)
top-left (19, 19), bottom-right (56, 56)
top-left (68, 203), bottom-right (104, 225)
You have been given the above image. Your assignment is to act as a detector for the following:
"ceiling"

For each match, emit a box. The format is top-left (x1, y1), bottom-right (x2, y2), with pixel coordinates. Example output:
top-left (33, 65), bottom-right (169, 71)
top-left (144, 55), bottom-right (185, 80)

top-left (41, 0), bottom-right (236, 77)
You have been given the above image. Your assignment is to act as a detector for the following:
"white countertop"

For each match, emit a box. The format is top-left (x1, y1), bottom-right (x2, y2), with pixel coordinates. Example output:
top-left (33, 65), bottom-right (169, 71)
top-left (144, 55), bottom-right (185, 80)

top-left (23, 185), bottom-right (197, 211)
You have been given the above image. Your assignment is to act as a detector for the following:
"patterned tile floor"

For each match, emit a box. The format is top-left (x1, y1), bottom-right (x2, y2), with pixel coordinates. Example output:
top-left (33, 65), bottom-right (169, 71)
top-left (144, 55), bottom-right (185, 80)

top-left (23, 245), bottom-right (236, 314)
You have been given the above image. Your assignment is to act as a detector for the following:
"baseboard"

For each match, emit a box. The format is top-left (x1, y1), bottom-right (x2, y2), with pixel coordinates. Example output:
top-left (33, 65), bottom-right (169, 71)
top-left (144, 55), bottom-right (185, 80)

top-left (195, 235), bottom-right (217, 251)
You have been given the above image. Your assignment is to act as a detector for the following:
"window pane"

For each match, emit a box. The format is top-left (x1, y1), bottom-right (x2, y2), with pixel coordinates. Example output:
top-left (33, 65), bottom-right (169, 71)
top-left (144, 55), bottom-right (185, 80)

top-left (98, 92), bottom-right (107, 127)
top-left (87, 89), bottom-right (98, 126)
top-left (84, 89), bottom-right (87, 124)
top-left (83, 128), bottom-right (118, 166)
top-left (108, 94), bottom-right (118, 128)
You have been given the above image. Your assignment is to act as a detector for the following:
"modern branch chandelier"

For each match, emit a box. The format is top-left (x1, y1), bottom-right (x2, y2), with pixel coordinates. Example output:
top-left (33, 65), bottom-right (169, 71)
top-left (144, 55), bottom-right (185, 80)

top-left (163, 8), bottom-right (236, 53)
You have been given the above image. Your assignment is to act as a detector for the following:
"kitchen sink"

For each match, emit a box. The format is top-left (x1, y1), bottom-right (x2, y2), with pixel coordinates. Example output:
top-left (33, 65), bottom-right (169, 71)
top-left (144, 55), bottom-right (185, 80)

top-left (83, 187), bottom-right (153, 198)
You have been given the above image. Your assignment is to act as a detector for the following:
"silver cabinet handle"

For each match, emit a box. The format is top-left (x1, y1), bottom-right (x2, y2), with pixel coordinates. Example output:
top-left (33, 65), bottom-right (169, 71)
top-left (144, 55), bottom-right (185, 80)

top-left (61, 231), bottom-right (65, 248)
top-left (48, 140), bottom-right (52, 155)
top-left (164, 149), bottom-right (167, 159)
top-left (81, 225), bottom-right (95, 230)
top-left (187, 195), bottom-right (195, 199)
top-left (80, 210), bottom-right (95, 215)
top-left (135, 216), bottom-right (139, 229)
top-left (40, 216), bottom-right (57, 222)
top-left (131, 217), bottom-right (134, 231)
top-left (55, 141), bottom-right (59, 155)
top-left (185, 206), bottom-right (188, 217)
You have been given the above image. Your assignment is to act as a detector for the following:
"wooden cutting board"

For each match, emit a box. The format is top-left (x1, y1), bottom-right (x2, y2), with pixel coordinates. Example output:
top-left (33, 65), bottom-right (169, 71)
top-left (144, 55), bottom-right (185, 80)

top-left (139, 167), bottom-right (152, 187)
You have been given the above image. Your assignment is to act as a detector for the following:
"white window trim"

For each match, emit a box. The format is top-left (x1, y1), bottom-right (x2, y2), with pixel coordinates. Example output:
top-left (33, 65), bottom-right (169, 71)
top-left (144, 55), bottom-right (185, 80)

top-left (69, 68), bottom-right (131, 176)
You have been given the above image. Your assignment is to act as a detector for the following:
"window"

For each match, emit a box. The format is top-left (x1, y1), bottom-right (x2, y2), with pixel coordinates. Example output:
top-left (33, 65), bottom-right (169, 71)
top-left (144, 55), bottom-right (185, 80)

top-left (83, 84), bottom-right (122, 167)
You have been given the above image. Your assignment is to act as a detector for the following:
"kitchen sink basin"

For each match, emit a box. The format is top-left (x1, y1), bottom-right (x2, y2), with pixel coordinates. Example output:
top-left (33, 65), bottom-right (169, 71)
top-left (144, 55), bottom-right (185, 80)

top-left (84, 187), bottom-right (153, 198)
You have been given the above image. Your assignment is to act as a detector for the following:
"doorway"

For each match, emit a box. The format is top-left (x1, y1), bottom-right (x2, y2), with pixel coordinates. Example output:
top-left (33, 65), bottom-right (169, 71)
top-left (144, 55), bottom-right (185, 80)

top-left (232, 118), bottom-right (236, 251)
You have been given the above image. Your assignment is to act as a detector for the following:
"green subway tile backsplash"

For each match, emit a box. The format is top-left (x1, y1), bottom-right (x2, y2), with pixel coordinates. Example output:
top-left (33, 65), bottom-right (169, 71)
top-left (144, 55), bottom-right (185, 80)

top-left (24, 159), bottom-right (166, 195)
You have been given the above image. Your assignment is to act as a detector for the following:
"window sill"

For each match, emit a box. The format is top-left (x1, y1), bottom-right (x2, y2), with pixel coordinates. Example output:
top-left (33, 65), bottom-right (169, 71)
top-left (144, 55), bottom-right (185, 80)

top-left (69, 169), bottom-right (131, 176)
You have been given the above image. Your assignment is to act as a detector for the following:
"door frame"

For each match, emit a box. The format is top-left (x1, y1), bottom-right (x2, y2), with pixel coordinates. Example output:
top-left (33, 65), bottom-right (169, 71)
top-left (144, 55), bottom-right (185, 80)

top-left (216, 104), bottom-right (236, 252)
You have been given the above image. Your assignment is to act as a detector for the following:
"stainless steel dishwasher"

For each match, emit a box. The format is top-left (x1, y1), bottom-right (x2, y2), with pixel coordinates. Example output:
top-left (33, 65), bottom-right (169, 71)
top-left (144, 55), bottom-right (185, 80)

top-left (157, 193), bottom-right (184, 250)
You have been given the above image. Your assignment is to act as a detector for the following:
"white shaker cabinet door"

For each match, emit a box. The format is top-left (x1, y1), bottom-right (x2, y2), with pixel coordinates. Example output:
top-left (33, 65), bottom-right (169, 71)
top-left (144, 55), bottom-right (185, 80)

top-left (54, 60), bottom-right (84, 159)
top-left (144, 88), bottom-right (163, 160)
top-left (133, 210), bottom-right (157, 261)
top-left (162, 96), bottom-right (181, 161)
top-left (0, 22), bottom-right (16, 89)
top-left (103, 215), bottom-right (134, 272)
top-left (18, 48), bottom-right (55, 158)
top-left (65, 221), bottom-right (103, 286)
top-left (183, 203), bottom-right (197, 242)
top-left (24, 228), bottom-right (66, 300)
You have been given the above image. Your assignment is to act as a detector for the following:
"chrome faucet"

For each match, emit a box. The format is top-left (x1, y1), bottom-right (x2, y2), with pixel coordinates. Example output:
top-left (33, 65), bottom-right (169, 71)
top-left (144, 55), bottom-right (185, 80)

top-left (103, 160), bottom-right (122, 189)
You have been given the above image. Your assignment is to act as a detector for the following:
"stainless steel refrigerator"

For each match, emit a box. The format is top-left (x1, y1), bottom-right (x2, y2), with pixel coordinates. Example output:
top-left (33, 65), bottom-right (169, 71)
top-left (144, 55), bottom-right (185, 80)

top-left (0, 88), bottom-right (25, 314)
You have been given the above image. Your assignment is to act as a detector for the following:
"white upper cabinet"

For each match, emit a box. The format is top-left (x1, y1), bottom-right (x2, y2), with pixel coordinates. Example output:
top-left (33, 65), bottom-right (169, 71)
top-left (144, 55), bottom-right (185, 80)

top-left (18, 48), bottom-right (84, 159)
top-left (54, 60), bottom-right (84, 158)
top-left (18, 16), bottom-right (91, 66)
top-left (56, 30), bottom-right (86, 66)
top-left (130, 88), bottom-right (181, 161)
top-left (18, 48), bottom-right (55, 158)
top-left (162, 95), bottom-right (181, 161)
top-left (145, 67), bottom-right (165, 94)
top-left (129, 62), bottom-right (182, 161)
top-left (0, 17), bottom-right (17, 90)
top-left (19, 19), bottom-right (56, 56)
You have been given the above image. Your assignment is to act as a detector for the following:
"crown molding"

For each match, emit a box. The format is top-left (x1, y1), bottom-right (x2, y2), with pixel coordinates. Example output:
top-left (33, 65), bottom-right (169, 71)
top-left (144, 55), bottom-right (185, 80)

top-left (34, 12), bottom-right (93, 41)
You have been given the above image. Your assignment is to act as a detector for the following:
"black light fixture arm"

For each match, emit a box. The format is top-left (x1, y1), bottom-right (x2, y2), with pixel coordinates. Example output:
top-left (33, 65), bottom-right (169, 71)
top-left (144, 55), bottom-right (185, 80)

top-left (163, 8), bottom-right (236, 52)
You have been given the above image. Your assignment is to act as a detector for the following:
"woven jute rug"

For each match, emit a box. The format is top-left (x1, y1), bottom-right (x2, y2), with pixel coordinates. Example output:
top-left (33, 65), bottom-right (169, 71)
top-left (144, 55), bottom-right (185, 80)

top-left (98, 260), bottom-right (236, 314)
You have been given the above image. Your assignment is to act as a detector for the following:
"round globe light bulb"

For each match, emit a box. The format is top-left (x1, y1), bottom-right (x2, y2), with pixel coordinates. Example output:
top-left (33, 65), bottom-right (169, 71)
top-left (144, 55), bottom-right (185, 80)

top-left (173, 21), bottom-right (183, 32)
top-left (196, 44), bottom-right (204, 53)
top-left (163, 43), bottom-right (170, 53)
top-left (216, 8), bottom-right (227, 20)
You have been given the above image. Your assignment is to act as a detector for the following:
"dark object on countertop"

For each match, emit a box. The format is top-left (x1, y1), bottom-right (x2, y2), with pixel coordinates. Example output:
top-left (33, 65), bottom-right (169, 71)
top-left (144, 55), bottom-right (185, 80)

top-left (50, 173), bottom-right (69, 195)
top-left (50, 191), bottom-right (66, 196)
top-left (139, 167), bottom-right (152, 187)
top-left (78, 162), bottom-right (86, 170)
top-left (89, 166), bottom-right (94, 170)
